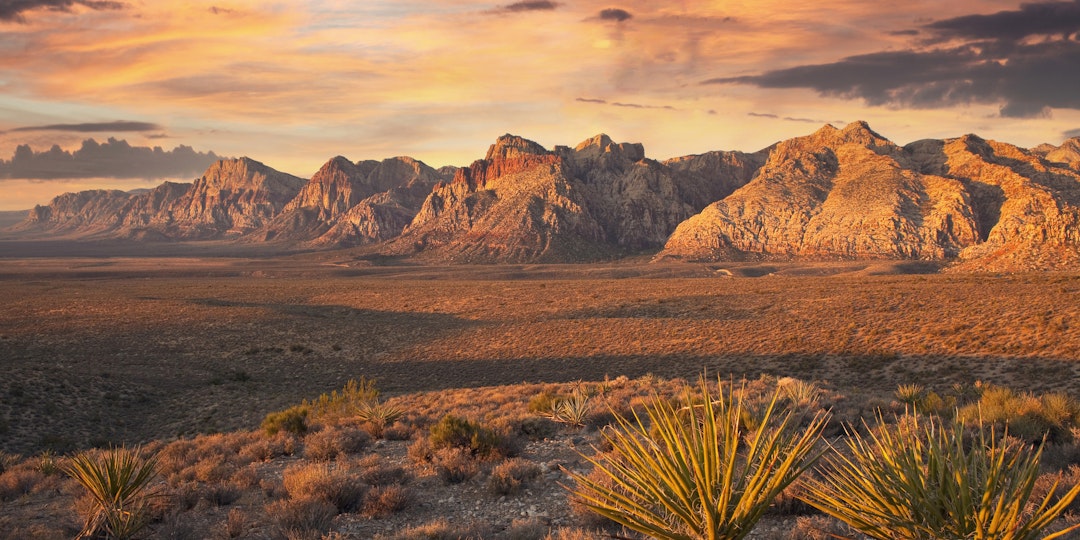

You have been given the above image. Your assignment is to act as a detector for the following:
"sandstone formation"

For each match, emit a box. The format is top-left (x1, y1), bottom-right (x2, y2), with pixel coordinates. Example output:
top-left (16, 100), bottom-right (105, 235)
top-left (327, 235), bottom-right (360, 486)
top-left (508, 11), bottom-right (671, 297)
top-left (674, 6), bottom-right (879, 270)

top-left (13, 125), bottom-right (1080, 271)
top-left (660, 122), bottom-right (1080, 271)
top-left (17, 189), bottom-right (132, 235)
top-left (385, 133), bottom-right (763, 262)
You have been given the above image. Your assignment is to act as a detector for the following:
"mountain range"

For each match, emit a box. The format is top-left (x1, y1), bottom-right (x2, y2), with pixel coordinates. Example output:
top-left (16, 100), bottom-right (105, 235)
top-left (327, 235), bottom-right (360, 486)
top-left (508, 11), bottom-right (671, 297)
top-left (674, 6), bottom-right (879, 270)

top-left (11, 122), bottom-right (1080, 271)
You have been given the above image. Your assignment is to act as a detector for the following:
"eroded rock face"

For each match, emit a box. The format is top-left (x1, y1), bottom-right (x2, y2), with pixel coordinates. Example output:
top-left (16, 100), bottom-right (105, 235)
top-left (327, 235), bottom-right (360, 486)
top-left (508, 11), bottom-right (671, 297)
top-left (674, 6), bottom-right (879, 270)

top-left (660, 122), bottom-right (1080, 271)
top-left (17, 189), bottom-right (133, 235)
top-left (1033, 138), bottom-right (1080, 170)
top-left (165, 157), bottom-right (306, 239)
top-left (387, 133), bottom-right (763, 262)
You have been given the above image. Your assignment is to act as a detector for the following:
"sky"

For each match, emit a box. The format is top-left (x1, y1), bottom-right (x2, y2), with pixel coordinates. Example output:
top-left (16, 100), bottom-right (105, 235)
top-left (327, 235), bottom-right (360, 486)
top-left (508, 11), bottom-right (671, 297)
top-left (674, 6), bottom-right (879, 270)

top-left (1, 0), bottom-right (1080, 210)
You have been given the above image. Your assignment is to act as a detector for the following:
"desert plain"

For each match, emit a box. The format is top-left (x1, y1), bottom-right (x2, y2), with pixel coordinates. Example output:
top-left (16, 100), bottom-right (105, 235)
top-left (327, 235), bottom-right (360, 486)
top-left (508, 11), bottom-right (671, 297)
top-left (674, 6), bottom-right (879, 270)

top-left (2, 248), bottom-right (1078, 456)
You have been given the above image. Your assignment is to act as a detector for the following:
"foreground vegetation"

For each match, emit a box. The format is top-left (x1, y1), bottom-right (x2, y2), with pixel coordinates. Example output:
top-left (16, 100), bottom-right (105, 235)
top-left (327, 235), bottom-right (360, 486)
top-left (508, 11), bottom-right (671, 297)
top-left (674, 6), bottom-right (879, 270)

top-left (3, 374), bottom-right (1080, 539)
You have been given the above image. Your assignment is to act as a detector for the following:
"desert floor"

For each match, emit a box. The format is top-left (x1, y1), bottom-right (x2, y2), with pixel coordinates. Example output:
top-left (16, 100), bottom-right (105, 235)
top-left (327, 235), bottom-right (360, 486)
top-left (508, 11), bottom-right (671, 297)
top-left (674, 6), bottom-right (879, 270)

top-left (2, 252), bottom-right (1078, 455)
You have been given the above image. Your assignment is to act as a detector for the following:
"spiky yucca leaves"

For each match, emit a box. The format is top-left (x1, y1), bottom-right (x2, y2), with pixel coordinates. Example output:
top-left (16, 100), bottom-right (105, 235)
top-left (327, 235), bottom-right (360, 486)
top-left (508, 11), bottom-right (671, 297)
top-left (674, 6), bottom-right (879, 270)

top-left (65, 446), bottom-right (160, 540)
top-left (551, 390), bottom-right (591, 427)
top-left (355, 399), bottom-right (405, 438)
top-left (801, 414), bottom-right (1080, 540)
top-left (569, 380), bottom-right (829, 540)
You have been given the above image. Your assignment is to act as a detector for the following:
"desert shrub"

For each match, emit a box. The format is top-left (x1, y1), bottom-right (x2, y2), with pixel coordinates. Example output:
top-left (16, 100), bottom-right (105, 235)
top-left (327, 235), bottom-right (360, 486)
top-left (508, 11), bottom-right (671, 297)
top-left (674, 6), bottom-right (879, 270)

top-left (239, 433), bottom-right (292, 462)
top-left (569, 379), bottom-right (828, 540)
top-left (894, 383), bottom-right (926, 407)
top-left (282, 462), bottom-right (367, 513)
top-left (170, 481), bottom-right (201, 510)
top-left (224, 507), bottom-right (247, 538)
top-left (304, 377), bottom-right (379, 421)
top-left (433, 447), bottom-right (479, 484)
top-left (356, 399), bottom-right (405, 438)
top-left (488, 458), bottom-right (542, 495)
top-left (304, 425), bottom-right (372, 461)
top-left (194, 458), bottom-right (235, 484)
top-left (551, 390), bottom-right (592, 427)
top-left (961, 385), bottom-right (1080, 444)
top-left (266, 497), bottom-right (336, 538)
top-left (407, 437), bottom-right (434, 465)
top-left (203, 482), bottom-right (242, 506)
top-left (505, 518), bottom-right (548, 540)
top-left (357, 455), bottom-right (411, 486)
top-left (375, 518), bottom-right (492, 540)
top-left (0, 451), bottom-right (20, 474)
top-left (777, 377), bottom-right (821, 408)
top-left (362, 484), bottom-right (412, 517)
top-left (801, 413), bottom-right (1080, 540)
top-left (529, 392), bottom-right (558, 414)
top-left (262, 405), bottom-right (309, 436)
top-left (787, 515), bottom-right (858, 540)
top-left (429, 414), bottom-right (505, 458)
top-left (383, 420), bottom-right (416, 441)
top-left (0, 467), bottom-right (43, 501)
top-left (65, 446), bottom-right (161, 540)
top-left (229, 464), bottom-right (260, 489)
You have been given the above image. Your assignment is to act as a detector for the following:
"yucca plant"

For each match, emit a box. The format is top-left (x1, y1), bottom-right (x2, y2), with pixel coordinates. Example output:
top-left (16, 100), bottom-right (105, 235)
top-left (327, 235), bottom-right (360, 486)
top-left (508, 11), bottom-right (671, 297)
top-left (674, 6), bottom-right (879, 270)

top-left (355, 399), bottom-right (404, 438)
top-left (568, 379), bottom-right (829, 540)
top-left (801, 413), bottom-right (1080, 540)
top-left (65, 446), bottom-right (161, 540)
top-left (550, 390), bottom-right (591, 427)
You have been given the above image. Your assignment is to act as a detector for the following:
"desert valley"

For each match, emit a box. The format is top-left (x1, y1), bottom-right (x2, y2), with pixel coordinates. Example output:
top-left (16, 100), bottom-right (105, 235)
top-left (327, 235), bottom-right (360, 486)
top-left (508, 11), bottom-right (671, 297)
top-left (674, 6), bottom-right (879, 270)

top-left (2, 122), bottom-right (1080, 538)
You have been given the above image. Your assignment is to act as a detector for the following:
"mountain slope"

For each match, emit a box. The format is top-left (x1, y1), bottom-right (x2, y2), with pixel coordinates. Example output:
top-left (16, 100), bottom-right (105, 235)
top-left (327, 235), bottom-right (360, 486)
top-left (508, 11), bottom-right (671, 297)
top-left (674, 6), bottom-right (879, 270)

top-left (384, 133), bottom-right (763, 262)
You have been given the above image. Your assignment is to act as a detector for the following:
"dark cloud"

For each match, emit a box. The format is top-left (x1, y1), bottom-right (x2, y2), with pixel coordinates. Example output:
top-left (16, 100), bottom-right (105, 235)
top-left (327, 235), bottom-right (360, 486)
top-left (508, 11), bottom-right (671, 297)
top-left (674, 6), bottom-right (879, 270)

top-left (1066, 128), bottom-right (1080, 138)
top-left (576, 97), bottom-right (674, 110)
top-left (705, 1), bottom-right (1080, 118)
top-left (0, 0), bottom-right (124, 22)
top-left (0, 138), bottom-right (221, 180)
top-left (8, 121), bottom-right (162, 133)
top-left (747, 112), bottom-right (835, 124)
top-left (491, 1), bottom-right (559, 13)
top-left (208, 6), bottom-right (236, 15)
top-left (598, 8), bottom-right (632, 22)
top-left (888, 29), bottom-right (919, 36)
top-left (926, 0), bottom-right (1080, 42)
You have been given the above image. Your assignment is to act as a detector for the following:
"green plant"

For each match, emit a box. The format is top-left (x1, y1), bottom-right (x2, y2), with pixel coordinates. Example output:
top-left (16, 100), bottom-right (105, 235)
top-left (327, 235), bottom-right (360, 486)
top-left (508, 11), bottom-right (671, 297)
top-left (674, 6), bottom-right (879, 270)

top-left (894, 383), bottom-right (926, 406)
top-left (305, 377), bottom-right (379, 420)
top-left (429, 414), bottom-right (502, 458)
top-left (355, 399), bottom-right (405, 438)
top-left (64, 446), bottom-right (160, 540)
top-left (569, 379), bottom-right (828, 540)
top-left (777, 377), bottom-right (820, 408)
top-left (801, 414), bottom-right (1080, 540)
top-left (262, 405), bottom-right (309, 436)
top-left (550, 390), bottom-right (591, 427)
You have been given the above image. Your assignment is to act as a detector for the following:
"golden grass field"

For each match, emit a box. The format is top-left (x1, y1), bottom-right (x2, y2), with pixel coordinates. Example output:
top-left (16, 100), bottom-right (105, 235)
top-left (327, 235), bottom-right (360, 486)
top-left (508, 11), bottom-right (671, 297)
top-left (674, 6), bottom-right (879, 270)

top-left (2, 255), bottom-right (1078, 455)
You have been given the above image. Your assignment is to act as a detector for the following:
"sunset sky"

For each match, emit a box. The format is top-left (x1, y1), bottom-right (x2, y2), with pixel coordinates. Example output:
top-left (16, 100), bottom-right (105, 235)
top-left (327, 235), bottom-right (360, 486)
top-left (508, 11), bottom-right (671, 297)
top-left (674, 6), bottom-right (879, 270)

top-left (2, 0), bottom-right (1080, 210)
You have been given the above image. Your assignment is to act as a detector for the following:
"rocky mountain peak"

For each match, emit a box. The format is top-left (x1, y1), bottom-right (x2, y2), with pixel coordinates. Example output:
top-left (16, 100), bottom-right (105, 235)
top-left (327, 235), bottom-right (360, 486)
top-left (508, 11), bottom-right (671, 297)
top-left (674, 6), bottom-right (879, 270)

top-left (485, 134), bottom-right (550, 161)
top-left (571, 134), bottom-right (646, 163)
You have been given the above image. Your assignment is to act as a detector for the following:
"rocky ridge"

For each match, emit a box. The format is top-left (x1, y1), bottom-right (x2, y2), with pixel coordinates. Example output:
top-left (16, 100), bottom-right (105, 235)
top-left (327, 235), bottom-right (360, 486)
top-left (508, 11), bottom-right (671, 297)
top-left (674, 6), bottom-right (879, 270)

top-left (12, 124), bottom-right (1080, 271)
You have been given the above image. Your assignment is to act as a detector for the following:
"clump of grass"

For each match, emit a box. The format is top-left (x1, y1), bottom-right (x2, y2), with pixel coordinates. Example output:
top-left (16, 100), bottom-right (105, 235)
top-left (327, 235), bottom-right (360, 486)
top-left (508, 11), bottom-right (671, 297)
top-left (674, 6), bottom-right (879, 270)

top-left (550, 390), bottom-right (592, 427)
top-left (304, 377), bottom-right (379, 421)
top-left (262, 405), bottom-right (309, 436)
top-left (960, 384), bottom-right (1080, 444)
top-left (303, 425), bottom-right (371, 461)
top-left (801, 413), bottom-right (1080, 540)
top-left (777, 377), bottom-right (821, 408)
top-left (433, 447), bottom-right (480, 484)
top-left (488, 458), bottom-right (542, 495)
top-left (64, 446), bottom-right (161, 540)
top-left (569, 379), bottom-right (828, 540)
top-left (429, 414), bottom-right (507, 458)
top-left (362, 484), bottom-right (412, 518)
top-left (374, 518), bottom-right (492, 540)
top-left (282, 462), bottom-right (367, 513)
top-left (265, 497), bottom-right (336, 538)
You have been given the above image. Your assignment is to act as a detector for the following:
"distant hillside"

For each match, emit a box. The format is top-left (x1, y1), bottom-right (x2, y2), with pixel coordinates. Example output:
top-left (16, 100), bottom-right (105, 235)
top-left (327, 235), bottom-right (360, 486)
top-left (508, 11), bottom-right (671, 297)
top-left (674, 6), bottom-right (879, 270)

top-left (11, 124), bottom-right (1080, 271)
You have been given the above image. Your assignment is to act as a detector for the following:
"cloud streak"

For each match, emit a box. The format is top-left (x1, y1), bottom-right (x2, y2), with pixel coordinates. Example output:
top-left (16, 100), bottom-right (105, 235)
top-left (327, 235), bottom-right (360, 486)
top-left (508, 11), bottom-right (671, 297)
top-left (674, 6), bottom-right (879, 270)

top-left (8, 121), bottom-right (161, 133)
top-left (0, 138), bottom-right (220, 180)
top-left (491, 1), bottom-right (560, 13)
top-left (0, 0), bottom-right (124, 22)
top-left (706, 0), bottom-right (1080, 118)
